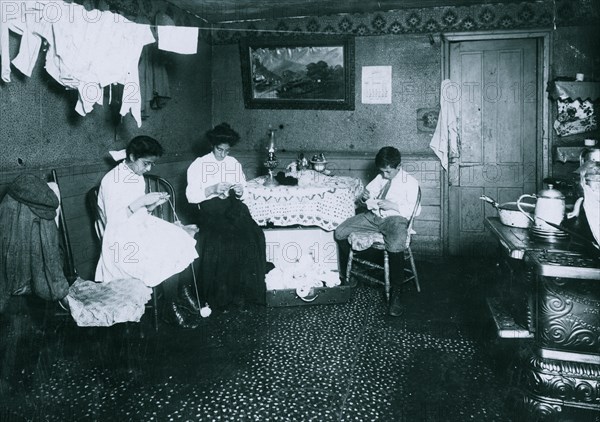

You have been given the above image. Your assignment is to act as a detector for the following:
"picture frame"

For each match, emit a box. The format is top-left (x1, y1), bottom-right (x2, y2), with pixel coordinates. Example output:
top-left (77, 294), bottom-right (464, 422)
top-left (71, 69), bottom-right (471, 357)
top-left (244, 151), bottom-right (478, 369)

top-left (239, 36), bottom-right (355, 110)
top-left (416, 107), bottom-right (440, 133)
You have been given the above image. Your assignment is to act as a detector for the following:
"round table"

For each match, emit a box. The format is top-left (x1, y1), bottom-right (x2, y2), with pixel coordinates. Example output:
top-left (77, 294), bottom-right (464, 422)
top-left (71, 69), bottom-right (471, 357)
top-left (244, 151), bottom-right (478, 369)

top-left (245, 173), bottom-right (363, 231)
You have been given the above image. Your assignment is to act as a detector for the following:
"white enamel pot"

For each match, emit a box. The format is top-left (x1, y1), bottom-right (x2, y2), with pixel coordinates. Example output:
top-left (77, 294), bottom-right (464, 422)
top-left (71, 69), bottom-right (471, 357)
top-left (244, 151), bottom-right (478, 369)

top-left (480, 195), bottom-right (534, 229)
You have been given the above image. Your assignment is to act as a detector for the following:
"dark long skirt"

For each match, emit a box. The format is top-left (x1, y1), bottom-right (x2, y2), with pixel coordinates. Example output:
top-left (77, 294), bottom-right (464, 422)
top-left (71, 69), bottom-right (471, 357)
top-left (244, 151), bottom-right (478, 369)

top-left (193, 195), bottom-right (266, 308)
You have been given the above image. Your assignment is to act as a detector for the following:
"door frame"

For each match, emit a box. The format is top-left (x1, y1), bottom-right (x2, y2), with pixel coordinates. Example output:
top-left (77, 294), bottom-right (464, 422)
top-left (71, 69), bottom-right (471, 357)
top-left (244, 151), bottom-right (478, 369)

top-left (440, 30), bottom-right (551, 256)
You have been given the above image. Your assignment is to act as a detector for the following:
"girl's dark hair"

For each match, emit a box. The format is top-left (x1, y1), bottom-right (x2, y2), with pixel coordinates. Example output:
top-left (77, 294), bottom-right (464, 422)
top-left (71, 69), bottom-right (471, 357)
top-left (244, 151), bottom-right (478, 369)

top-left (375, 146), bottom-right (402, 168)
top-left (126, 135), bottom-right (164, 160)
top-left (206, 122), bottom-right (241, 147)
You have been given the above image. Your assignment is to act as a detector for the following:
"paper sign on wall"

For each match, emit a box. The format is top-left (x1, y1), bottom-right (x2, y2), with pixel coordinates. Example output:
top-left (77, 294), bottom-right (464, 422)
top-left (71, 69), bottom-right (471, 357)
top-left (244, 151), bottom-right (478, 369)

top-left (361, 66), bottom-right (392, 104)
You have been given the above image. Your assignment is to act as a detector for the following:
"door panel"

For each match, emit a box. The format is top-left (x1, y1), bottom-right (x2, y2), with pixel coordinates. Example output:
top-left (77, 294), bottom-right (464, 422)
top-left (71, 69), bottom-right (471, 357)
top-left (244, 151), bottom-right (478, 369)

top-left (448, 39), bottom-right (538, 255)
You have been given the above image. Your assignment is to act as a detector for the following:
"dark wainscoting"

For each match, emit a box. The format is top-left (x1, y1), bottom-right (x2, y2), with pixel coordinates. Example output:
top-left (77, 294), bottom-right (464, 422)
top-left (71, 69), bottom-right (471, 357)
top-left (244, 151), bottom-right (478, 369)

top-left (0, 151), bottom-right (443, 280)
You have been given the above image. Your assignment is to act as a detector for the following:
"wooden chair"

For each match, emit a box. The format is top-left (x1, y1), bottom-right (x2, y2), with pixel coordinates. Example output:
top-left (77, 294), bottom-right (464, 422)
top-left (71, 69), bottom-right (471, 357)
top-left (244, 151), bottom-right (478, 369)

top-left (86, 174), bottom-right (177, 331)
top-left (50, 170), bottom-right (78, 284)
top-left (345, 188), bottom-right (422, 304)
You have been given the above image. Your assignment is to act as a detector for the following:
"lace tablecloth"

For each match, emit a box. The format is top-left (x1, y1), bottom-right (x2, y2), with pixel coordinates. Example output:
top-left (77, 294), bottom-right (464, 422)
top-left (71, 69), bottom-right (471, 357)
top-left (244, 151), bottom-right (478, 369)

top-left (245, 173), bottom-right (363, 231)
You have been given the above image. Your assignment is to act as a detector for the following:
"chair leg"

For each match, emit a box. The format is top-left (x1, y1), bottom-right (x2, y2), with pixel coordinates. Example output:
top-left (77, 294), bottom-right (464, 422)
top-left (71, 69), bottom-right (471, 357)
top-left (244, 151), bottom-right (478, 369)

top-left (189, 262), bottom-right (203, 313)
top-left (407, 247), bottom-right (420, 293)
top-left (152, 287), bottom-right (159, 332)
top-left (346, 249), bottom-right (354, 286)
top-left (383, 251), bottom-right (390, 302)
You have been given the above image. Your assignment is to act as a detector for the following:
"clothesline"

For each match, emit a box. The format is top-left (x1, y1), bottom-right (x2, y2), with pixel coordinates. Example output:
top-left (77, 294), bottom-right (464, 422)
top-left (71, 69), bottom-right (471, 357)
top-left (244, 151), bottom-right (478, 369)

top-left (187, 26), bottom-right (353, 36)
top-left (0, 0), bottom-right (198, 127)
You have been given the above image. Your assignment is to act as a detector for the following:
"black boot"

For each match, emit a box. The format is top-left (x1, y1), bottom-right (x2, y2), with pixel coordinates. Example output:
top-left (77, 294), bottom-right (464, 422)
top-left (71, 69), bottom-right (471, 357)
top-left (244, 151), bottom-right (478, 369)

top-left (162, 302), bottom-right (199, 329)
top-left (178, 282), bottom-right (201, 314)
top-left (388, 252), bottom-right (405, 317)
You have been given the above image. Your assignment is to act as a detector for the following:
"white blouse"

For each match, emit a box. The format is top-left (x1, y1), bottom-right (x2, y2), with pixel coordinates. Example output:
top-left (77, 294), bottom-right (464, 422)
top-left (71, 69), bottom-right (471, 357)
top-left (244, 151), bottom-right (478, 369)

top-left (185, 152), bottom-right (247, 204)
top-left (95, 161), bottom-right (198, 286)
top-left (97, 162), bottom-right (147, 227)
top-left (365, 168), bottom-right (420, 220)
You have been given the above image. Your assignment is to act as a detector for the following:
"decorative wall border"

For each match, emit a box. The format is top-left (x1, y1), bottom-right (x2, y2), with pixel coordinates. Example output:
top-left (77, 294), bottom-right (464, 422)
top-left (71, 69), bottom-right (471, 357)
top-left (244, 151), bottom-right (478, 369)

top-left (208, 0), bottom-right (599, 44)
top-left (68, 1), bottom-right (599, 45)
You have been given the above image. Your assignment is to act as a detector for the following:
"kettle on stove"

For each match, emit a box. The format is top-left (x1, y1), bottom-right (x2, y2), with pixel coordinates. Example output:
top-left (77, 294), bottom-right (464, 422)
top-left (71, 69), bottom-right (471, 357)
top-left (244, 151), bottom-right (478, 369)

top-left (517, 184), bottom-right (566, 232)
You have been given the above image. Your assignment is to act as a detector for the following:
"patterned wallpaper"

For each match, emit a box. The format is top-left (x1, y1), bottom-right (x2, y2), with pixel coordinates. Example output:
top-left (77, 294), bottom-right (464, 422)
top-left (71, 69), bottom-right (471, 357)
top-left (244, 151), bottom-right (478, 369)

top-left (68, 0), bottom-right (599, 44)
top-left (208, 0), bottom-right (599, 44)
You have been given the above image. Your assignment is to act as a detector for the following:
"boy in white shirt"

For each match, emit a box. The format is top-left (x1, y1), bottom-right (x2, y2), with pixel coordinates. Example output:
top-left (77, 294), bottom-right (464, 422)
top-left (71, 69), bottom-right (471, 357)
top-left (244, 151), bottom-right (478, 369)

top-left (334, 147), bottom-right (420, 317)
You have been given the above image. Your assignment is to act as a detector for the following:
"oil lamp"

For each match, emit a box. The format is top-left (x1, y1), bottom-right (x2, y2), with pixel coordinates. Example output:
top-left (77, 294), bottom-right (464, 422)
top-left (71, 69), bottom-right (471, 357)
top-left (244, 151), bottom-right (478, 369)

top-left (263, 127), bottom-right (279, 187)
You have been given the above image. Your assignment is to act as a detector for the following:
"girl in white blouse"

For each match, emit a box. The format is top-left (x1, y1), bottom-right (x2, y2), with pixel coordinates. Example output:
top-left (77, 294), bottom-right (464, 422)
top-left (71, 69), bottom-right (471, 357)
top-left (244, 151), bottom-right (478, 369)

top-left (186, 123), bottom-right (266, 310)
top-left (95, 136), bottom-right (199, 328)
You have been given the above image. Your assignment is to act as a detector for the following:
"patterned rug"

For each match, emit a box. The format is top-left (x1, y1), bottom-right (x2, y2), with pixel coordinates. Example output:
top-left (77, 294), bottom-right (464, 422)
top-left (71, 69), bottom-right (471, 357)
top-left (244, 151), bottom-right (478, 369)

top-left (0, 264), bottom-right (517, 421)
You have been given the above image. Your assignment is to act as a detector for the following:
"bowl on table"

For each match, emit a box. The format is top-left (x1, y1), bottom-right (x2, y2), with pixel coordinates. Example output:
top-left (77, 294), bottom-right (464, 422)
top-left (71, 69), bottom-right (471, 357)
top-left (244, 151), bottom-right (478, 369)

top-left (310, 160), bottom-right (328, 172)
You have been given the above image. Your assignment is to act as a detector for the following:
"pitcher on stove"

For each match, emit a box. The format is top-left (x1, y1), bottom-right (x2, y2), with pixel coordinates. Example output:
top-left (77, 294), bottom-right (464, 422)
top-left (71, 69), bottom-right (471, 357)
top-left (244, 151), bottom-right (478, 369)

top-left (517, 184), bottom-right (566, 232)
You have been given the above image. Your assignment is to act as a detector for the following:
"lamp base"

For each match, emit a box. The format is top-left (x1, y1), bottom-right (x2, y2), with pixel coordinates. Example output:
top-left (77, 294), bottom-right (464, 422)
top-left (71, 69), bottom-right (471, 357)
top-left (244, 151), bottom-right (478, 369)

top-left (263, 174), bottom-right (279, 187)
top-left (263, 158), bottom-right (279, 187)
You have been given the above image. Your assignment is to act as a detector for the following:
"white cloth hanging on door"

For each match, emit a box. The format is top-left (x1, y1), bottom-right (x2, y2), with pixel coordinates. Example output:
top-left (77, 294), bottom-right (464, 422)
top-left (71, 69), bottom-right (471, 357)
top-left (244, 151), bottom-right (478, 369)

top-left (429, 79), bottom-right (460, 171)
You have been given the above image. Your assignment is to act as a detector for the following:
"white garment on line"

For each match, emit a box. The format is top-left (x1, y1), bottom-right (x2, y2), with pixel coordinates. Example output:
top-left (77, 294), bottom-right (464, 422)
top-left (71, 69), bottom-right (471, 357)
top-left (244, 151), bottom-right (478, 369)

top-left (0, 0), bottom-right (14, 82)
top-left (429, 79), bottom-right (460, 171)
top-left (3, 1), bottom-right (155, 126)
top-left (8, 2), bottom-right (52, 79)
top-left (157, 25), bottom-right (198, 55)
top-left (43, 2), bottom-right (155, 126)
top-left (0, 0), bottom-right (48, 81)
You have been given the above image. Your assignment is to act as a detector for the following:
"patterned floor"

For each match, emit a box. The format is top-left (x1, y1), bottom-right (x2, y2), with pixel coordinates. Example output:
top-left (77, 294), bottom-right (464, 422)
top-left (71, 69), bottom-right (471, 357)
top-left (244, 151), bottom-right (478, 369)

top-left (0, 258), bottom-right (524, 421)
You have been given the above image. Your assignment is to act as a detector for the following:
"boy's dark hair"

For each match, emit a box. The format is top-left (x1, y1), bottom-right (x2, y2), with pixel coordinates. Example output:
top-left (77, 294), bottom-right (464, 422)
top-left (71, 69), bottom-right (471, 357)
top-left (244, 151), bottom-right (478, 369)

top-left (375, 146), bottom-right (401, 168)
top-left (126, 135), bottom-right (164, 160)
top-left (207, 122), bottom-right (241, 147)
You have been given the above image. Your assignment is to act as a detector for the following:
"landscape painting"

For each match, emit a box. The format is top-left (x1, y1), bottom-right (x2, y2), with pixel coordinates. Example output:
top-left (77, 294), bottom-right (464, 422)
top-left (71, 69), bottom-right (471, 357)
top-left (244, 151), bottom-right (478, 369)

top-left (240, 37), bottom-right (355, 110)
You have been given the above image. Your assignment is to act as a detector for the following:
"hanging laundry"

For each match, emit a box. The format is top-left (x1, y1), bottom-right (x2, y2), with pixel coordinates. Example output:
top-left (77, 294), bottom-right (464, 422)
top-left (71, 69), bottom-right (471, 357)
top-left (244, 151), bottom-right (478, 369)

top-left (10, 16), bottom-right (50, 78)
top-left (2, 1), bottom-right (53, 82)
top-left (1, 1), bottom-right (154, 126)
top-left (155, 12), bottom-right (198, 55)
top-left (139, 44), bottom-right (171, 120)
top-left (0, 0), bottom-right (13, 82)
top-left (157, 26), bottom-right (198, 55)
top-left (1, 1), bottom-right (197, 127)
top-left (429, 79), bottom-right (460, 171)
top-left (0, 0), bottom-right (40, 81)
top-left (40, 2), bottom-right (155, 126)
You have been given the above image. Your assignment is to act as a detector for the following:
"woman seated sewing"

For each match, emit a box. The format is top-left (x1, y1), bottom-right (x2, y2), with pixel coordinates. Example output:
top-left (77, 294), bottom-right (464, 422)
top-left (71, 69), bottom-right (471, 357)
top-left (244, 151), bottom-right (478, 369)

top-left (186, 123), bottom-right (266, 309)
top-left (95, 135), bottom-right (200, 326)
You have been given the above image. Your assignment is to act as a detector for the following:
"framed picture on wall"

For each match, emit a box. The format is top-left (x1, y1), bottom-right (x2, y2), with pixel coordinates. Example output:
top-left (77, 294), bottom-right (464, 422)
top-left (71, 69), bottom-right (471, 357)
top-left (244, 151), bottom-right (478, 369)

top-left (239, 36), bottom-right (355, 110)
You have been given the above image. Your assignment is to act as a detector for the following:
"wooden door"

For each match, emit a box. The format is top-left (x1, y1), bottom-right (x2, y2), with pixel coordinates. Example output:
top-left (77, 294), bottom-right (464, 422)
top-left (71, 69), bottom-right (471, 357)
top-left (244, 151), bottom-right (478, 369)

top-left (448, 39), bottom-right (538, 255)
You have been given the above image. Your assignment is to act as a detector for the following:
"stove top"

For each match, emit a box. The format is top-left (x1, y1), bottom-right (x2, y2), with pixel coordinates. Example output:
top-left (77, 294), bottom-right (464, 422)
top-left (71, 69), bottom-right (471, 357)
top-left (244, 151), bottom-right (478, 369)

top-left (526, 250), bottom-right (600, 279)
top-left (538, 250), bottom-right (599, 268)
